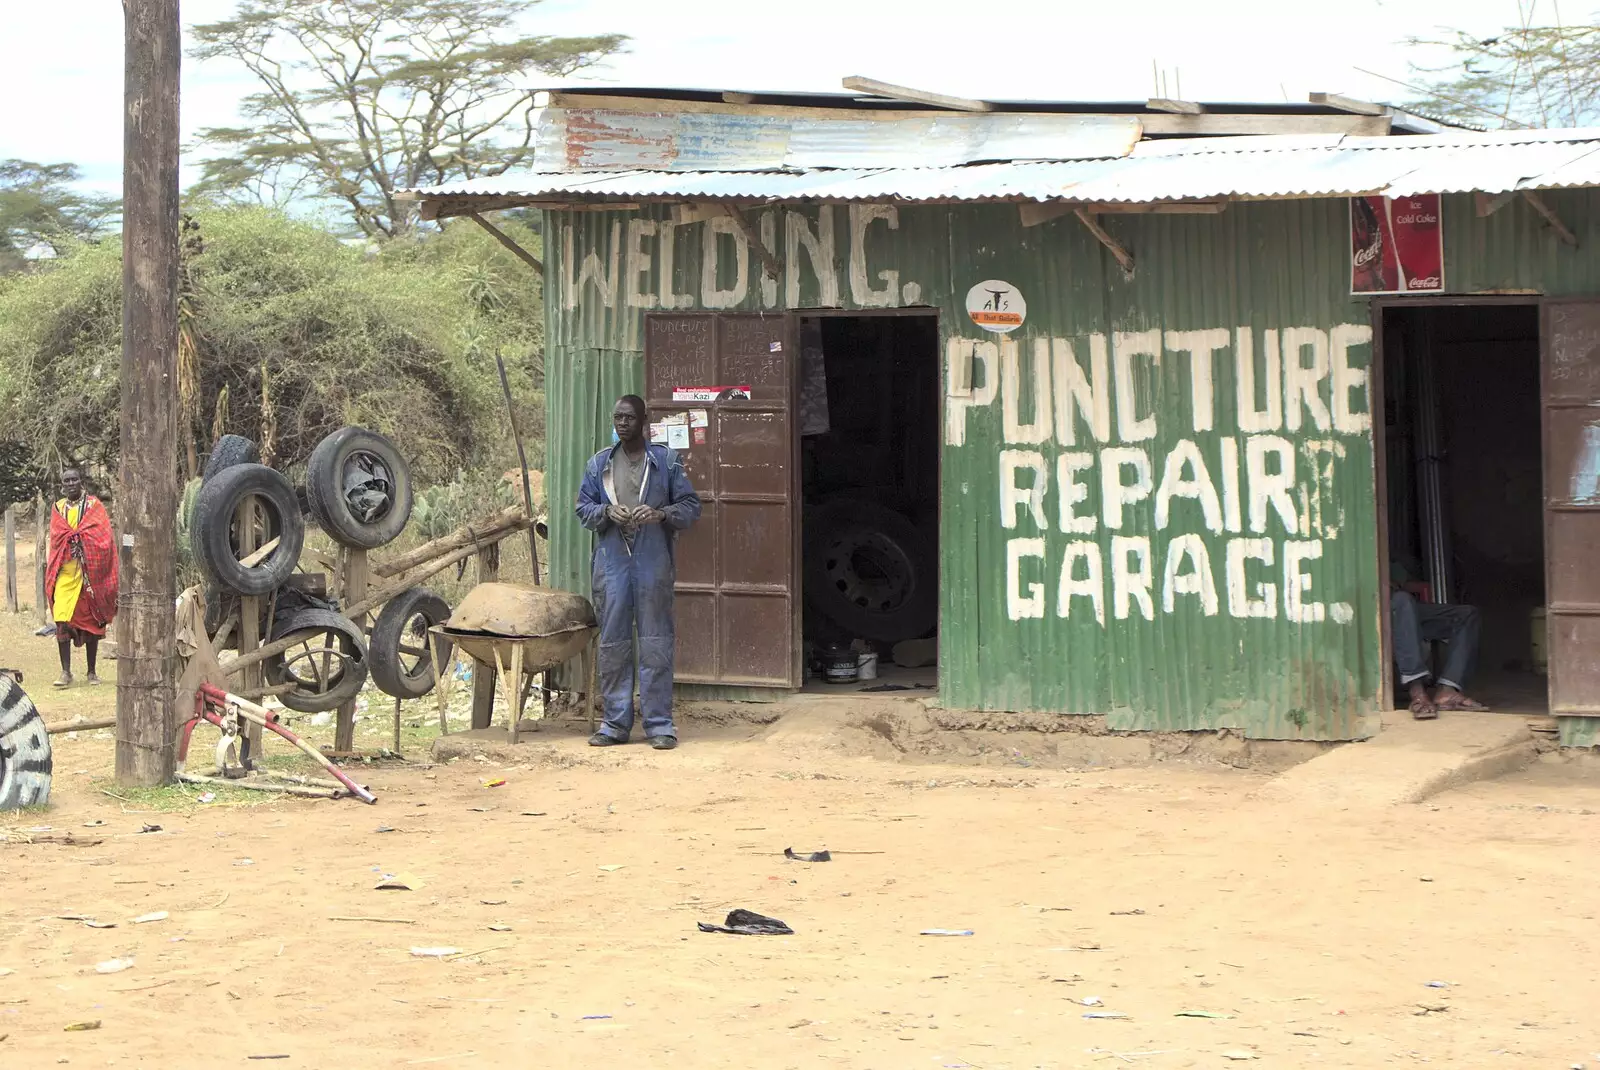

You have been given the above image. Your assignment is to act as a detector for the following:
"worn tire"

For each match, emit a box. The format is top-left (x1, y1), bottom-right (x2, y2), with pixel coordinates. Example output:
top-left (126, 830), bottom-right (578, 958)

top-left (0, 674), bottom-right (52, 810)
top-left (369, 588), bottom-right (451, 699)
top-left (192, 463), bottom-right (304, 597)
top-left (305, 427), bottom-right (413, 549)
top-left (804, 499), bottom-right (937, 644)
top-left (264, 608), bottom-right (369, 713)
top-left (202, 435), bottom-right (260, 482)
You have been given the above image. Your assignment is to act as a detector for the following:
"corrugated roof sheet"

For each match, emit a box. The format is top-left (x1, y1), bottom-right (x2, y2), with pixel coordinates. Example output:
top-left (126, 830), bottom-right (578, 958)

top-left (407, 127), bottom-right (1600, 209)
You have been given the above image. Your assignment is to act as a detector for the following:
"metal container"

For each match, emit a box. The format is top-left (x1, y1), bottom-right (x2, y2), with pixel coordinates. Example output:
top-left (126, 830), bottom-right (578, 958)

top-left (819, 644), bottom-right (858, 685)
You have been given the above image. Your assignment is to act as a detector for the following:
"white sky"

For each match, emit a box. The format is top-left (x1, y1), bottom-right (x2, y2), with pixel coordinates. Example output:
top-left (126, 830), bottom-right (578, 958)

top-left (0, 0), bottom-right (1534, 197)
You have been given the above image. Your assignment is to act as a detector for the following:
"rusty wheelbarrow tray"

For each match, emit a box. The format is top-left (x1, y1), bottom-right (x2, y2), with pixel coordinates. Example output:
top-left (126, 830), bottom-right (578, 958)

top-left (427, 582), bottom-right (599, 743)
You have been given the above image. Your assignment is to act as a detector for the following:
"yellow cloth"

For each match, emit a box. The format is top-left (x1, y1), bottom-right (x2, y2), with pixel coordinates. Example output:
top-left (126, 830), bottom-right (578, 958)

top-left (52, 500), bottom-right (84, 624)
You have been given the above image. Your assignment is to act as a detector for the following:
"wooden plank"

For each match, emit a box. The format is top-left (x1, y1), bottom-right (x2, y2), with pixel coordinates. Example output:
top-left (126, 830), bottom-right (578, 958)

top-left (1018, 203), bottom-right (1075, 228)
top-left (470, 543), bottom-right (500, 731)
top-left (468, 213), bottom-right (543, 277)
top-left (841, 75), bottom-right (993, 113)
top-left (1142, 113), bottom-right (1391, 136)
top-left (721, 91), bottom-right (755, 105)
top-left (722, 205), bottom-right (783, 280)
top-left (1523, 190), bottom-right (1579, 247)
top-left (335, 548), bottom-right (369, 752)
top-left (370, 505), bottom-right (524, 579)
top-left (4, 505), bottom-right (16, 613)
top-left (1075, 208), bottom-right (1135, 277)
top-left (1147, 98), bottom-right (1205, 115)
top-left (237, 498), bottom-right (263, 756)
top-left (1021, 201), bottom-right (1227, 226)
top-left (34, 494), bottom-right (47, 626)
top-left (1309, 91), bottom-right (1387, 116)
top-left (1476, 191), bottom-right (1517, 217)
top-left (673, 203), bottom-right (724, 227)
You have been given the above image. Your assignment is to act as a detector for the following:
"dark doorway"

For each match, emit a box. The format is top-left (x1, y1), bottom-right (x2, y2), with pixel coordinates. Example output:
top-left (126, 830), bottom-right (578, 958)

top-left (1380, 301), bottom-right (1546, 713)
top-left (796, 312), bottom-right (940, 692)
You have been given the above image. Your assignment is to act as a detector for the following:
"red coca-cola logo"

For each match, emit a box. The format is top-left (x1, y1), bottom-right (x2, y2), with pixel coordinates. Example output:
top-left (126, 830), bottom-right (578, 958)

top-left (1353, 240), bottom-right (1382, 269)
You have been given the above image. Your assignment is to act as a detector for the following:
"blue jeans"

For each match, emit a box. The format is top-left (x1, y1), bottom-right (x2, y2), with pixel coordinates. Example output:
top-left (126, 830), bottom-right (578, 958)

top-left (1391, 591), bottom-right (1480, 692)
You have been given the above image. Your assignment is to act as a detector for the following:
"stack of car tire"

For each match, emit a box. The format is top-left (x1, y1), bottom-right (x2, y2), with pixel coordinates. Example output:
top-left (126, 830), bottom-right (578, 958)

top-left (193, 428), bottom-right (451, 713)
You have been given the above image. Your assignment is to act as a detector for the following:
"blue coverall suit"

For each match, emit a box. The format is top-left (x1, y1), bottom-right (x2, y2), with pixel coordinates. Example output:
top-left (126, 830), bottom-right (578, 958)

top-left (575, 443), bottom-right (702, 741)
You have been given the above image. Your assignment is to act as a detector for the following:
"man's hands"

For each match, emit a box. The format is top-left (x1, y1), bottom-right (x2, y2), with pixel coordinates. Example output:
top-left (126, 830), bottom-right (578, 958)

top-left (607, 503), bottom-right (665, 528)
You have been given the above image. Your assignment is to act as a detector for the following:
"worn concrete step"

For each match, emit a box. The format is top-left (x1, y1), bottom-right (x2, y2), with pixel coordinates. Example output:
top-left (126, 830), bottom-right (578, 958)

top-left (1255, 709), bottom-right (1536, 807)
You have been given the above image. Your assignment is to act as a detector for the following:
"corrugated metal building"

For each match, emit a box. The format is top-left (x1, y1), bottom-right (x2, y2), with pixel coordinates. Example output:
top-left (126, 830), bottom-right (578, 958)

top-left (407, 88), bottom-right (1600, 743)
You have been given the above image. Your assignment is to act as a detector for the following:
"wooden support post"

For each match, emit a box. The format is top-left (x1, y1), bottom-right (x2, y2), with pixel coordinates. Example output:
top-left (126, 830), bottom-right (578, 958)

top-left (116, 0), bottom-right (182, 786)
top-left (335, 547), bottom-right (369, 752)
top-left (237, 499), bottom-right (263, 756)
top-left (4, 505), bottom-right (16, 613)
top-left (467, 212), bottom-right (544, 276)
top-left (34, 494), bottom-right (48, 626)
top-left (721, 205), bottom-right (783, 280)
top-left (469, 542), bottom-right (499, 731)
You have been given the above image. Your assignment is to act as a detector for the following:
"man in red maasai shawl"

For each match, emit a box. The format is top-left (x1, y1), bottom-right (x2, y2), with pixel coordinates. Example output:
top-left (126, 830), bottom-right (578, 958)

top-left (44, 468), bottom-right (118, 687)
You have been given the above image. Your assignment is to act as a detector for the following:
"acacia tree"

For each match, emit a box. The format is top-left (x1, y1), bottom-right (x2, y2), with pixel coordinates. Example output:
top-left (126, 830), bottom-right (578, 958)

top-left (0, 161), bottom-right (118, 272)
top-left (1406, 11), bottom-right (1600, 128)
top-left (189, 0), bottom-right (625, 237)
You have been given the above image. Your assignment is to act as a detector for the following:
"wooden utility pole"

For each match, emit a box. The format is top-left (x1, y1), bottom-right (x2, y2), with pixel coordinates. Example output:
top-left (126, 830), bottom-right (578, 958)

top-left (34, 493), bottom-right (48, 626)
top-left (117, 0), bottom-right (182, 785)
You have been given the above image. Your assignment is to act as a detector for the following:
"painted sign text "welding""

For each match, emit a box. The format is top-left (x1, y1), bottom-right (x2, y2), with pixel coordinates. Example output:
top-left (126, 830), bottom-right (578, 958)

top-left (946, 326), bottom-right (1372, 628)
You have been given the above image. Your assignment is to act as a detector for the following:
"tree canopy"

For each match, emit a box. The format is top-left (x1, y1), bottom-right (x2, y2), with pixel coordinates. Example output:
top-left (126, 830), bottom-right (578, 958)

top-left (0, 160), bottom-right (118, 273)
top-left (1406, 13), bottom-right (1600, 128)
top-left (188, 0), bottom-right (625, 237)
top-left (0, 206), bottom-right (544, 492)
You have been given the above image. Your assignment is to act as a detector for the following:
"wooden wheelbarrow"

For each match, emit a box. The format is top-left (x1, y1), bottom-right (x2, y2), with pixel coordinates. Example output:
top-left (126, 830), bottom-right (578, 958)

top-left (427, 582), bottom-right (598, 742)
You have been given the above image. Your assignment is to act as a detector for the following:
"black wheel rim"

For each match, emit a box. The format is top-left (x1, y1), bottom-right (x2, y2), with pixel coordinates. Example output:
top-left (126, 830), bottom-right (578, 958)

top-left (341, 449), bottom-right (394, 525)
top-left (821, 529), bottom-right (916, 615)
top-left (397, 610), bottom-right (433, 682)
top-left (279, 631), bottom-right (357, 695)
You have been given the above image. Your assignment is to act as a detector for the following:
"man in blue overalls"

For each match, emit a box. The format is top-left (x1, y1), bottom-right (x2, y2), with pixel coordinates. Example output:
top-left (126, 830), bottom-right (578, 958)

top-left (576, 395), bottom-right (702, 749)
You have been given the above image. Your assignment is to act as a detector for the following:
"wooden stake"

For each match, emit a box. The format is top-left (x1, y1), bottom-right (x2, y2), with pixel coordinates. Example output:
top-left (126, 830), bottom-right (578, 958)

top-left (335, 547), bottom-right (369, 752)
top-left (117, 0), bottom-right (182, 786)
top-left (34, 493), bottom-right (47, 626)
top-left (4, 505), bottom-right (16, 613)
top-left (494, 353), bottom-right (541, 585)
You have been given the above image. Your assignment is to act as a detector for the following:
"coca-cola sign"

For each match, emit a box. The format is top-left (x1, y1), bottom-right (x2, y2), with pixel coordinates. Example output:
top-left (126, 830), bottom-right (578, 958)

top-left (1350, 194), bottom-right (1443, 295)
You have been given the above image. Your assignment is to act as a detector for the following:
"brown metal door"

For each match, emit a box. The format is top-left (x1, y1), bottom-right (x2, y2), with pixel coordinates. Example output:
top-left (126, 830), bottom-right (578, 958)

top-left (1542, 298), bottom-right (1600, 715)
top-left (644, 312), bottom-right (797, 687)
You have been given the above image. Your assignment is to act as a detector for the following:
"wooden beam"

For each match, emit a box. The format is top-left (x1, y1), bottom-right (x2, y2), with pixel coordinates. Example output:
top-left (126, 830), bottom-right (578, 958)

top-left (673, 202), bottom-right (724, 226)
top-left (721, 91), bottom-right (755, 105)
top-left (1021, 201), bottom-right (1227, 226)
top-left (1475, 191), bottom-right (1517, 217)
top-left (1309, 92), bottom-right (1388, 116)
top-left (468, 212), bottom-right (544, 277)
top-left (1147, 98), bottom-right (1205, 115)
top-left (841, 75), bottom-right (992, 113)
top-left (1074, 208), bottom-right (1135, 278)
top-left (1522, 190), bottom-right (1579, 247)
top-left (722, 204), bottom-right (783, 279)
top-left (1143, 113), bottom-right (1390, 136)
top-left (1018, 203), bottom-right (1075, 228)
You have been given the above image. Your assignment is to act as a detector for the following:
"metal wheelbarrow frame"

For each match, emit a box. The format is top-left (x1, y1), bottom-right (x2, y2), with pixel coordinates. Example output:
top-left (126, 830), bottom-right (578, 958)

top-left (428, 623), bottom-right (598, 742)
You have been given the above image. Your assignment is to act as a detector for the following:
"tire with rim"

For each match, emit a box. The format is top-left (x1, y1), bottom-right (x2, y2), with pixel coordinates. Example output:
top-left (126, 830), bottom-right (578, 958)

top-left (263, 608), bottom-right (369, 713)
top-left (0, 673), bottom-right (52, 811)
top-left (803, 499), bottom-right (937, 644)
top-left (305, 427), bottom-right (413, 549)
top-left (192, 463), bottom-right (304, 597)
top-left (369, 588), bottom-right (452, 699)
top-left (202, 435), bottom-right (260, 482)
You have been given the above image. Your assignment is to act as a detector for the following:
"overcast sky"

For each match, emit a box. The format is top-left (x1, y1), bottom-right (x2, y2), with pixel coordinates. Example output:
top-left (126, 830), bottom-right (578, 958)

top-left (0, 0), bottom-right (1534, 197)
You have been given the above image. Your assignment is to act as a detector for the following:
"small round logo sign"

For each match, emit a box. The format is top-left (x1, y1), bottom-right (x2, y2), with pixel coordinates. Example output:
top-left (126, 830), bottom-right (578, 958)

top-left (966, 280), bottom-right (1026, 333)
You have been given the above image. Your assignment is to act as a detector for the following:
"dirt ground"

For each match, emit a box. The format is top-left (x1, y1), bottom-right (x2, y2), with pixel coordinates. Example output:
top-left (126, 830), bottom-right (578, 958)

top-left (5, 617), bottom-right (1600, 1068)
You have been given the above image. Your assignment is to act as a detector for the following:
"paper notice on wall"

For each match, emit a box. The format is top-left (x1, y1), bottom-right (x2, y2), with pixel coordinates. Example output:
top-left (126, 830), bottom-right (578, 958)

top-left (673, 386), bottom-right (752, 402)
top-left (667, 423), bottom-right (691, 450)
top-left (689, 409), bottom-right (709, 428)
top-left (693, 427), bottom-right (707, 445)
top-left (649, 422), bottom-right (670, 445)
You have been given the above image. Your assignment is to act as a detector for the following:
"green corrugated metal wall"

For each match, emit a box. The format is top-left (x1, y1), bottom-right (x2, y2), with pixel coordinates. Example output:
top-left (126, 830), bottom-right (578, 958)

top-left (543, 190), bottom-right (1600, 740)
